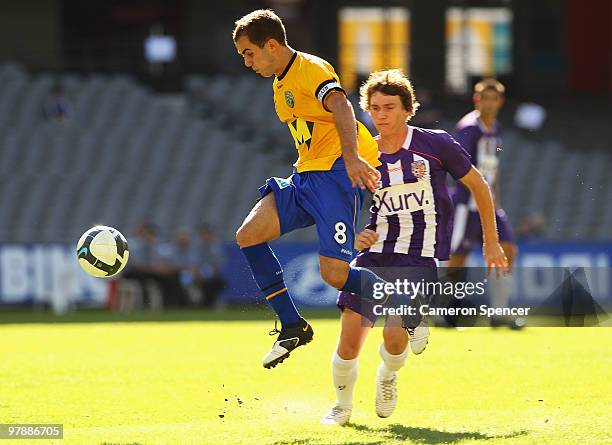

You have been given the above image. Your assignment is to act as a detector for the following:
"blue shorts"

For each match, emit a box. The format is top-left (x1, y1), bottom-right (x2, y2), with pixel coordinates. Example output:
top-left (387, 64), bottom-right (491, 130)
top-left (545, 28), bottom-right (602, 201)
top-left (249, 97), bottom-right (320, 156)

top-left (259, 158), bottom-right (363, 262)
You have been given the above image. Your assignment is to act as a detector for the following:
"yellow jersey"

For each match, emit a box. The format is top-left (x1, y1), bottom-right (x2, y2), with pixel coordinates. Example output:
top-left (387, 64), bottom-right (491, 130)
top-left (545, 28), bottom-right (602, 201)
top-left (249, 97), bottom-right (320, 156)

top-left (272, 52), bottom-right (380, 172)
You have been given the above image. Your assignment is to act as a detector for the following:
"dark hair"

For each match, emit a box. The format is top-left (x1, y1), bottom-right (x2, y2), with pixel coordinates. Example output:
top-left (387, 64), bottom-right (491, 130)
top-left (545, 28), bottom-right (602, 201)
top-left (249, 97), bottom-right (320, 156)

top-left (359, 69), bottom-right (420, 119)
top-left (233, 9), bottom-right (287, 47)
top-left (474, 78), bottom-right (505, 96)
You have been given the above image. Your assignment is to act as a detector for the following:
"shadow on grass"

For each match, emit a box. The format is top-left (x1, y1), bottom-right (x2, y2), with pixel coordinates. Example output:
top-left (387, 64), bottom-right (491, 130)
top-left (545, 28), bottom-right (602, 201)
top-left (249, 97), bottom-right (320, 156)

top-left (348, 423), bottom-right (529, 444)
top-left (271, 423), bottom-right (528, 445)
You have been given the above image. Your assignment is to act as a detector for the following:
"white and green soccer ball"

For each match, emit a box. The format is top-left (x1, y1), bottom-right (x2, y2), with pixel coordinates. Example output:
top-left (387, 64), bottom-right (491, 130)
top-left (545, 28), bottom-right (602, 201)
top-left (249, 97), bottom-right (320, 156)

top-left (76, 225), bottom-right (129, 278)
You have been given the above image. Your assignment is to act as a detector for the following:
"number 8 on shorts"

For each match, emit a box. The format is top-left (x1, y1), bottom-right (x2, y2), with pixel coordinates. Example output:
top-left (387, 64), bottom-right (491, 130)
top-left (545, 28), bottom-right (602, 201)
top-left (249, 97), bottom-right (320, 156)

top-left (334, 222), bottom-right (347, 244)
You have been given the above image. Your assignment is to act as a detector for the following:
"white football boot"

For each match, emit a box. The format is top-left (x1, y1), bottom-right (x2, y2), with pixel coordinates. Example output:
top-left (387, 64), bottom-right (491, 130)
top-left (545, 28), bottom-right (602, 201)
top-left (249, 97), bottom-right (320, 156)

top-left (407, 321), bottom-right (429, 355)
top-left (321, 404), bottom-right (352, 425)
top-left (375, 372), bottom-right (398, 418)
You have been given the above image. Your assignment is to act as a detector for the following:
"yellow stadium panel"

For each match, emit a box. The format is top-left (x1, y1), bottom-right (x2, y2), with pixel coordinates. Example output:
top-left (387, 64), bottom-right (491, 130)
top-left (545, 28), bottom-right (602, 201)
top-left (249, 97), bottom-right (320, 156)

top-left (339, 7), bottom-right (410, 92)
top-left (446, 7), bottom-right (513, 93)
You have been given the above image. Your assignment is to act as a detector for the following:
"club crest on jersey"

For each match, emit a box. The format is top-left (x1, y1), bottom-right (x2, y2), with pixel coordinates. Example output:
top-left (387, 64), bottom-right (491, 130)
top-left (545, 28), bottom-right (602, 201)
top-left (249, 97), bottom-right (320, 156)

top-left (285, 91), bottom-right (295, 108)
top-left (411, 160), bottom-right (426, 179)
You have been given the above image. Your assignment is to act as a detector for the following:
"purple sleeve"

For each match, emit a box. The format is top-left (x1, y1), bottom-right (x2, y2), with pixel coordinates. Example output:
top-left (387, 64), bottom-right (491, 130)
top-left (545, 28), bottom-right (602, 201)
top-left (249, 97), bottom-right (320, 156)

top-left (436, 132), bottom-right (473, 181)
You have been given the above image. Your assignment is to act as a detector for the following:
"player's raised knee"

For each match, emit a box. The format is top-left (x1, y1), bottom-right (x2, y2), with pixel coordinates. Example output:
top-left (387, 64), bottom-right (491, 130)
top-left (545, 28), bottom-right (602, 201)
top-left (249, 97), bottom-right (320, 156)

top-left (382, 328), bottom-right (409, 355)
top-left (336, 343), bottom-right (360, 360)
top-left (320, 270), bottom-right (346, 289)
top-left (235, 223), bottom-right (254, 248)
top-left (319, 260), bottom-right (350, 290)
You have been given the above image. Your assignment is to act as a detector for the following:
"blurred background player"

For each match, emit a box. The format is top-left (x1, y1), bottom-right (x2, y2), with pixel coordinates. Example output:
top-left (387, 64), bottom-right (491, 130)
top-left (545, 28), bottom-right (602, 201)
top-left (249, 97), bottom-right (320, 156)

top-left (231, 10), bottom-right (416, 370)
top-left (448, 79), bottom-right (523, 329)
top-left (122, 223), bottom-right (183, 309)
top-left (165, 226), bottom-right (226, 308)
top-left (193, 223), bottom-right (226, 307)
top-left (43, 82), bottom-right (73, 124)
top-left (167, 228), bottom-right (199, 306)
top-left (323, 70), bottom-right (508, 425)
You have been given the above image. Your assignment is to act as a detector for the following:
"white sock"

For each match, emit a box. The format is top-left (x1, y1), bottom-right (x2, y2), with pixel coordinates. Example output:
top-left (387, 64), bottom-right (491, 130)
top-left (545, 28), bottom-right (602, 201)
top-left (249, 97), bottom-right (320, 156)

top-left (332, 351), bottom-right (358, 408)
top-left (377, 343), bottom-right (409, 380)
top-left (489, 273), bottom-right (513, 309)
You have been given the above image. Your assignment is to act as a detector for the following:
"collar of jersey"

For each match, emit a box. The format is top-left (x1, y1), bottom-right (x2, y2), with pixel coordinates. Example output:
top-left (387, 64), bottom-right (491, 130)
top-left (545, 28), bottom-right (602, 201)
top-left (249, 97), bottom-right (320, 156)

top-left (402, 125), bottom-right (414, 149)
top-left (476, 113), bottom-right (497, 134)
top-left (378, 126), bottom-right (413, 161)
top-left (277, 51), bottom-right (298, 81)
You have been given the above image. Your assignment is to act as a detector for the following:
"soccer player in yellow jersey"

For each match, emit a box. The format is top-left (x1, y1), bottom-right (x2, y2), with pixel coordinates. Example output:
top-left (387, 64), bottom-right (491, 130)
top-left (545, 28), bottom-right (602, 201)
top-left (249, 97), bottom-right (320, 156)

top-left (233, 10), bottom-right (405, 369)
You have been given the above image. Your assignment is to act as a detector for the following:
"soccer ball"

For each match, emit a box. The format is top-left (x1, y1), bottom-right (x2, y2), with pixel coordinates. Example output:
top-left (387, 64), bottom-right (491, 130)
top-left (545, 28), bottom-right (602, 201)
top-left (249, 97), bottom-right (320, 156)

top-left (76, 225), bottom-right (129, 278)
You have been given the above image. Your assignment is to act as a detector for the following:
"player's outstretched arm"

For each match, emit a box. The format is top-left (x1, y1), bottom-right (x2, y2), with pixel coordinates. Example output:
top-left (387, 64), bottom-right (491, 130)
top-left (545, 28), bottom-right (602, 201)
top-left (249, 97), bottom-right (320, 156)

top-left (493, 173), bottom-right (501, 210)
top-left (458, 167), bottom-right (509, 276)
top-left (325, 91), bottom-right (379, 193)
top-left (354, 229), bottom-right (379, 251)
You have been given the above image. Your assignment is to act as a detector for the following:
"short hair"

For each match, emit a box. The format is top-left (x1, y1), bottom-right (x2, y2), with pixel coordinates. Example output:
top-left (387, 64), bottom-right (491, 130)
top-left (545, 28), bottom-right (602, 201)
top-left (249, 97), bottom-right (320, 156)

top-left (359, 69), bottom-right (420, 119)
top-left (474, 78), bottom-right (505, 96)
top-left (232, 9), bottom-right (287, 47)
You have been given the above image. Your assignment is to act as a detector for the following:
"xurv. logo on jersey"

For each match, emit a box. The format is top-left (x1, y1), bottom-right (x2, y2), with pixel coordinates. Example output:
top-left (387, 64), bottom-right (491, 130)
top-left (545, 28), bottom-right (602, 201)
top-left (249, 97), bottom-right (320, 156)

top-left (372, 182), bottom-right (434, 216)
top-left (288, 118), bottom-right (314, 150)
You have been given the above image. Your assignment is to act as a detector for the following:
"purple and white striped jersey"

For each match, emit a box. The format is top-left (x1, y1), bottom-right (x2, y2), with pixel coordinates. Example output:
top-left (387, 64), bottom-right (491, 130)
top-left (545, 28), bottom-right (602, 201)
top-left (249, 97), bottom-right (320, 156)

top-left (363, 126), bottom-right (472, 261)
top-left (452, 110), bottom-right (502, 209)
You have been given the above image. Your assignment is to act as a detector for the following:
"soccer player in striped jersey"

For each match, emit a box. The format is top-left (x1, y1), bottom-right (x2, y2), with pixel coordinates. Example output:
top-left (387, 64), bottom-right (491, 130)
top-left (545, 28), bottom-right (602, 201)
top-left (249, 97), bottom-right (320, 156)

top-left (322, 69), bottom-right (508, 425)
top-left (449, 79), bottom-right (522, 329)
top-left (233, 10), bottom-right (413, 369)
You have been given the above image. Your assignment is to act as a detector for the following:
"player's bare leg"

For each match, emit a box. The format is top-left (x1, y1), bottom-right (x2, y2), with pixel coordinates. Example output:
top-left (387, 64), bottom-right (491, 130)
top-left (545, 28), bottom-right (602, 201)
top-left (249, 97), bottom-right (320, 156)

top-left (236, 193), bottom-right (281, 247)
top-left (237, 194), bottom-right (313, 368)
top-left (318, 256), bottom-right (350, 289)
top-left (382, 320), bottom-right (409, 354)
top-left (322, 308), bottom-right (370, 425)
top-left (375, 319), bottom-right (409, 418)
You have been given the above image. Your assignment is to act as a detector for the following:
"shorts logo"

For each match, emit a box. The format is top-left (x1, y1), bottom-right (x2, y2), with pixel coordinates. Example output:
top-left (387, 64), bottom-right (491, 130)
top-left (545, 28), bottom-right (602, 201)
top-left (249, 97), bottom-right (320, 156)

top-left (285, 91), bottom-right (295, 108)
top-left (411, 160), bottom-right (426, 180)
top-left (274, 178), bottom-right (291, 188)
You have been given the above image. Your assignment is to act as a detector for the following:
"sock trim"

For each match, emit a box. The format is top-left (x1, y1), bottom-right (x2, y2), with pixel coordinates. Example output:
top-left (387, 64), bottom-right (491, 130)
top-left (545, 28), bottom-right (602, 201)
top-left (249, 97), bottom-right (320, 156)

top-left (340, 267), bottom-right (361, 292)
top-left (332, 351), bottom-right (359, 370)
top-left (379, 342), bottom-right (410, 363)
top-left (266, 287), bottom-right (288, 300)
top-left (260, 280), bottom-right (285, 293)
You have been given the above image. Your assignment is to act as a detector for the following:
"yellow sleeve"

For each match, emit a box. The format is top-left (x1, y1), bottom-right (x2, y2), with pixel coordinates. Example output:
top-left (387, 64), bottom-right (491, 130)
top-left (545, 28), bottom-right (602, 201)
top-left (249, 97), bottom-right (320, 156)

top-left (303, 60), bottom-right (346, 112)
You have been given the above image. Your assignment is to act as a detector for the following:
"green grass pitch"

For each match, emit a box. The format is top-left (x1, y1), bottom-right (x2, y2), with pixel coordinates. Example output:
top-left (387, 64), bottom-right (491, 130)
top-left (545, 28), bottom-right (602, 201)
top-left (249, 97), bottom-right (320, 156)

top-left (0, 309), bottom-right (610, 445)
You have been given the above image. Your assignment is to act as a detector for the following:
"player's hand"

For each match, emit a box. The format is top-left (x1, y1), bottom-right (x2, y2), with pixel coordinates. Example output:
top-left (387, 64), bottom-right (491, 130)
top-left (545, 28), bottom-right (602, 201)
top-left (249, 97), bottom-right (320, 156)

top-left (355, 229), bottom-right (379, 251)
top-left (483, 241), bottom-right (509, 278)
top-left (344, 155), bottom-right (380, 193)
